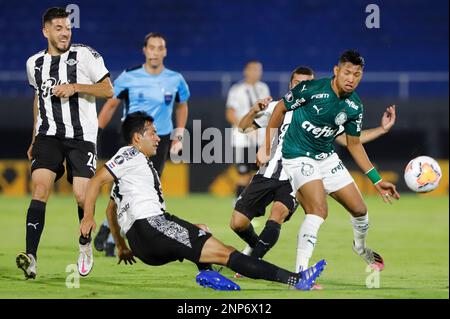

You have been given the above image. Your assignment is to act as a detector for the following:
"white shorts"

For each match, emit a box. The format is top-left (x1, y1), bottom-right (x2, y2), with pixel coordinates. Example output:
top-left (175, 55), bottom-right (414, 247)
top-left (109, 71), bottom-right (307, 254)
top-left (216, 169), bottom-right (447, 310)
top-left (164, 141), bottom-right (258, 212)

top-left (282, 153), bottom-right (354, 194)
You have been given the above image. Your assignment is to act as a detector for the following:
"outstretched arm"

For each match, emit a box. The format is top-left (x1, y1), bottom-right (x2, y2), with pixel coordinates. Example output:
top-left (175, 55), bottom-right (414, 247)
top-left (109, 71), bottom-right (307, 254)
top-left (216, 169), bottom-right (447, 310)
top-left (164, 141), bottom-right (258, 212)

top-left (238, 97), bottom-right (273, 133)
top-left (257, 100), bottom-right (287, 165)
top-left (105, 199), bottom-right (136, 265)
top-left (336, 105), bottom-right (396, 146)
top-left (80, 166), bottom-right (114, 237)
top-left (346, 135), bottom-right (400, 203)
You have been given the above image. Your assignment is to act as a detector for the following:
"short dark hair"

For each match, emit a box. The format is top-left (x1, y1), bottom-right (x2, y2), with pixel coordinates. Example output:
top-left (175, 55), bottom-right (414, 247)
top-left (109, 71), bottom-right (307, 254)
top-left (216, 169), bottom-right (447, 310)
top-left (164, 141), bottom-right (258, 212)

top-left (42, 7), bottom-right (69, 26)
top-left (290, 66), bottom-right (314, 83)
top-left (339, 50), bottom-right (365, 68)
top-left (122, 112), bottom-right (154, 144)
top-left (143, 32), bottom-right (167, 47)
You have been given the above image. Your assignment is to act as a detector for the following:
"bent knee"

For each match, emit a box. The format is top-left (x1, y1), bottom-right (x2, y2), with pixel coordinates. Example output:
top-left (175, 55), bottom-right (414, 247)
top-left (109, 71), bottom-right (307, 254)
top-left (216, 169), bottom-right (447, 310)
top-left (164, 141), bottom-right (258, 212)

top-left (32, 183), bottom-right (51, 202)
top-left (304, 205), bottom-right (328, 220)
top-left (349, 205), bottom-right (368, 217)
top-left (269, 203), bottom-right (290, 223)
top-left (229, 211), bottom-right (250, 232)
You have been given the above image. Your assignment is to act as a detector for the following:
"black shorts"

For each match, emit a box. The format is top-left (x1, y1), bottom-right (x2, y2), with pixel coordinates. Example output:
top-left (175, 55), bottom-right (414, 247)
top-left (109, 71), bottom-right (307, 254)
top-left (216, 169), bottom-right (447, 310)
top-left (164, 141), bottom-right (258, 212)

top-left (126, 212), bottom-right (212, 266)
top-left (234, 146), bottom-right (258, 175)
top-left (234, 174), bottom-right (298, 222)
top-left (31, 135), bottom-right (96, 183)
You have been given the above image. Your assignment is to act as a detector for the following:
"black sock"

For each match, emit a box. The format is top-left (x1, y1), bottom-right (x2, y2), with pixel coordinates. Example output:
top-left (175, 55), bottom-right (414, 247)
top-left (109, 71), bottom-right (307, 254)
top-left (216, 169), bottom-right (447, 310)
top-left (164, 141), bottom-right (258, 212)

top-left (77, 206), bottom-right (84, 222)
top-left (77, 206), bottom-right (91, 245)
top-left (26, 200), bottom-right (46, 259)
top-left (252, 220), bottom-right (281, 259)
top-left (79, 231), bottom-right (92, 245)
top-left (234, 223), bottom-right (259, 248)
top-left (226, 251), bottom-right (299, 286)
top-left (236, 185), bottom-right (246, 198)
top-left (196, 263), bottom-right (213, 271)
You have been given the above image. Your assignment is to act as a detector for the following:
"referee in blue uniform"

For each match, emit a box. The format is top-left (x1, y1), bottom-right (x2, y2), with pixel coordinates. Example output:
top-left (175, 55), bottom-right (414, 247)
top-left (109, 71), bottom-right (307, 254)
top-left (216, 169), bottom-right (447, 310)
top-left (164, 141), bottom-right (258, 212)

top-left (95, 33), bottom-right (190, 254)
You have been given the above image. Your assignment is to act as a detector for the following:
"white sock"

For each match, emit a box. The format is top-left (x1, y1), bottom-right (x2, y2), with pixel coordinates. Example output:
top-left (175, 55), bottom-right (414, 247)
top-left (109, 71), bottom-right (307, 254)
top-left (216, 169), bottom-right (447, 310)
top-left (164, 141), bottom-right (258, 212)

top-left (242, 245), bottom-right (253, 256)
top-left (351, 213), bottom-right (369, 254)
top-left (295, 214), bottom-right (325, 272)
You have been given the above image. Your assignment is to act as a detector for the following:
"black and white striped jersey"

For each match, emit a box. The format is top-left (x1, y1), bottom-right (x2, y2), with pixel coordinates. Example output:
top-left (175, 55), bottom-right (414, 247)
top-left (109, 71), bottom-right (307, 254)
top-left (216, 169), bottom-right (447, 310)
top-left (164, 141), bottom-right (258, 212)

top-left (105, 146), bottom-right (166, 234)
top-left (253, 101), bottom-right (292, 181)
top-left (253, 100), bottom-right (345, 181)
top-left (26, 44), bottom-right (110, 144)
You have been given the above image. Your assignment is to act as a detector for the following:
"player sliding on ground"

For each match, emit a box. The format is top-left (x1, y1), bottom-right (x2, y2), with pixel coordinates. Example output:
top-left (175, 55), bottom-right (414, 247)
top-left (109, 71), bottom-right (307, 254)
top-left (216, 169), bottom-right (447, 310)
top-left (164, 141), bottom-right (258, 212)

top-left (80, 111), bottom-right (326, 291)
top-left (258, 50), bottom-right (400, 276)
top-left (231, 66), bottom-right (396, 283)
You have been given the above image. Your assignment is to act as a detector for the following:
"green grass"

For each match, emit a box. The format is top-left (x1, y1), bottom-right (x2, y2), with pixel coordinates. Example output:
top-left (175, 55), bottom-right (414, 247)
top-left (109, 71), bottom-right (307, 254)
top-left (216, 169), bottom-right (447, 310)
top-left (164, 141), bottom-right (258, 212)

top-left (0, 194), bottom-right (448, 299)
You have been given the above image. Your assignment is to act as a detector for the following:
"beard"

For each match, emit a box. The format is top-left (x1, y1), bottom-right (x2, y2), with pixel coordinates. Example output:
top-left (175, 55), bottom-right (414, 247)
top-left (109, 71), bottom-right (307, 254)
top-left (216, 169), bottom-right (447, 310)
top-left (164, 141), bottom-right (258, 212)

top-left (50, 38), bottom-right (71, 54)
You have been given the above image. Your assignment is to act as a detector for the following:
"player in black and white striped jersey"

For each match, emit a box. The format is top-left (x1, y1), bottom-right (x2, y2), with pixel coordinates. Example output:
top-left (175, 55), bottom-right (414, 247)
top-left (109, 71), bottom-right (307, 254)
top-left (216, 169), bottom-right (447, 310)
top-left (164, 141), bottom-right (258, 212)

top-left (16, 7), bottom-right (113, 280)
top-left (230, 66), bottom-right (396, 278)
top-left (80, 111), bottom-right (326, 291)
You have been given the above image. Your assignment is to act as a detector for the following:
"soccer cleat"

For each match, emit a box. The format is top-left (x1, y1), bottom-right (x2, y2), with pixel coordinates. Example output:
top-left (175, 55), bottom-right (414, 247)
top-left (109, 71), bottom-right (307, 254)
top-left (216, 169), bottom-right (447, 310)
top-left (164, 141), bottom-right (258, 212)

top-left (196, 270), bottom-right (241, 291)
top-left (77, 242), bottom-right (94, 276)
top-left (295, 259), bottom-right (327, 291)
top-left (352, 242), bottom-right (385, 271)
top-left (16, 252), bottom-right (37, 280)
top-left (94, 224), bottom-right (110, 252)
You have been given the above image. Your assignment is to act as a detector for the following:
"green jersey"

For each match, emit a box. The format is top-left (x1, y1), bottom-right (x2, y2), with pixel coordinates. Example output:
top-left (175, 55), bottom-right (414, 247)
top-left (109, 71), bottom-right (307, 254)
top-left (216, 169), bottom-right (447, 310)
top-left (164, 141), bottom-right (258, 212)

top-left (282, 77), bottom-right (363, 160)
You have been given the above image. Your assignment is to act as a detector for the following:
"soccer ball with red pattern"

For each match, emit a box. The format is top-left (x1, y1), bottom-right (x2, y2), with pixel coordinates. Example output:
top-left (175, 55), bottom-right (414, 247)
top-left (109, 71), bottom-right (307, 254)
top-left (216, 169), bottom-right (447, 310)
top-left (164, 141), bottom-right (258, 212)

top-left (404, 156), bottom-right (442, 193)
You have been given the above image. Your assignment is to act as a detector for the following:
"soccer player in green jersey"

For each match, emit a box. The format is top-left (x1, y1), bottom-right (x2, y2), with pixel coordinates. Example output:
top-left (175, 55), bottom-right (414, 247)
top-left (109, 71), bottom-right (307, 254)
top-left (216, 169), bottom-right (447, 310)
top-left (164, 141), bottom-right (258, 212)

top-left (258, 50), bottom-right (400, 273)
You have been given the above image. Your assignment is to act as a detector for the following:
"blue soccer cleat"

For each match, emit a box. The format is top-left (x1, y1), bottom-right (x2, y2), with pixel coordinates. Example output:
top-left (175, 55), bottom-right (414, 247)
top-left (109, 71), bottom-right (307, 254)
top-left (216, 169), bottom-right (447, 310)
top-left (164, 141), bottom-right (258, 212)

top-left (196, 270), bottom-right (241, 291)
top-left (295, 259), bottom-right (327, 291)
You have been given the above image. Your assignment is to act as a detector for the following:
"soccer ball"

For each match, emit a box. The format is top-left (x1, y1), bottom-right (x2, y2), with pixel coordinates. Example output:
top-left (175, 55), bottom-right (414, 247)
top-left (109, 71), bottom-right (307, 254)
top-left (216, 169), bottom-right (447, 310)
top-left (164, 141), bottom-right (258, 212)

top-left (404, 156), bottom-right (442, 193)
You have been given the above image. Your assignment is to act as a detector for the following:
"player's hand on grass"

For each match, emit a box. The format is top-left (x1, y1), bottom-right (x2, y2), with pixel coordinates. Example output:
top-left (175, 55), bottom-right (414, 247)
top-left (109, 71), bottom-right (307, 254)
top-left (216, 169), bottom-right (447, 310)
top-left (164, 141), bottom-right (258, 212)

top-left (375, 181), bottom-right (400, 204)
top-left (256, 147), bottom-right (270, 166)
top-left (380, 105), bottom-right (396, 133)
top-left (80, 216), bottom-right (96, 238)
top-left (195, 223), bottom-right (211, 233)
top-left (118, 247), bottom-right (136, 265)
top-left (53, 83), bottom-right (76, 98)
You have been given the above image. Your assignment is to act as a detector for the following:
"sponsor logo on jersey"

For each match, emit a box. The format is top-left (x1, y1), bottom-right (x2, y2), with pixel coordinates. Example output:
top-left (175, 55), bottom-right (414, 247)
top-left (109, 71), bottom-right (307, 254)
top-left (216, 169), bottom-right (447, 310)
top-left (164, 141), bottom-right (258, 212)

top-left (290, 98), bottom-right (306, 109)
top-left (41, 77), bottom-right (61, 98)
top-left (118, 203), bottom-right (130, 219)
top-left (284, 91), bottom-right (294, 102)
top-left (312, 104), bottom-right (323, 114)
top-left (301, 121), bottom-right (338, 138)
top-left (114, 155), bottom-right (125, 165)
top-left (335, 112), bottom-right (348, 125)
top-left (311, 93), bottom-right (330, 99)
top-left (107, 162), bottom-right (116, 169)
top-left (301, 162), bottom-right (314, 176)
top-left (64, 58), bottom-right (78, 66)
top-left (345, 99), bottom-right (359, 110)
top-left (315, 152), bottom-right (333, 160)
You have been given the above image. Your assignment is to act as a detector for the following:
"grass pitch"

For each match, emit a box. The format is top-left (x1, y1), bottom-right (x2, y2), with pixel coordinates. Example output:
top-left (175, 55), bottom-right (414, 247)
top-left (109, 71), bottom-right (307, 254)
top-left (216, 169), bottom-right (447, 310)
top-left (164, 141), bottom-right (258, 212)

top-left (0, 194), bottom-right (448, 299)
